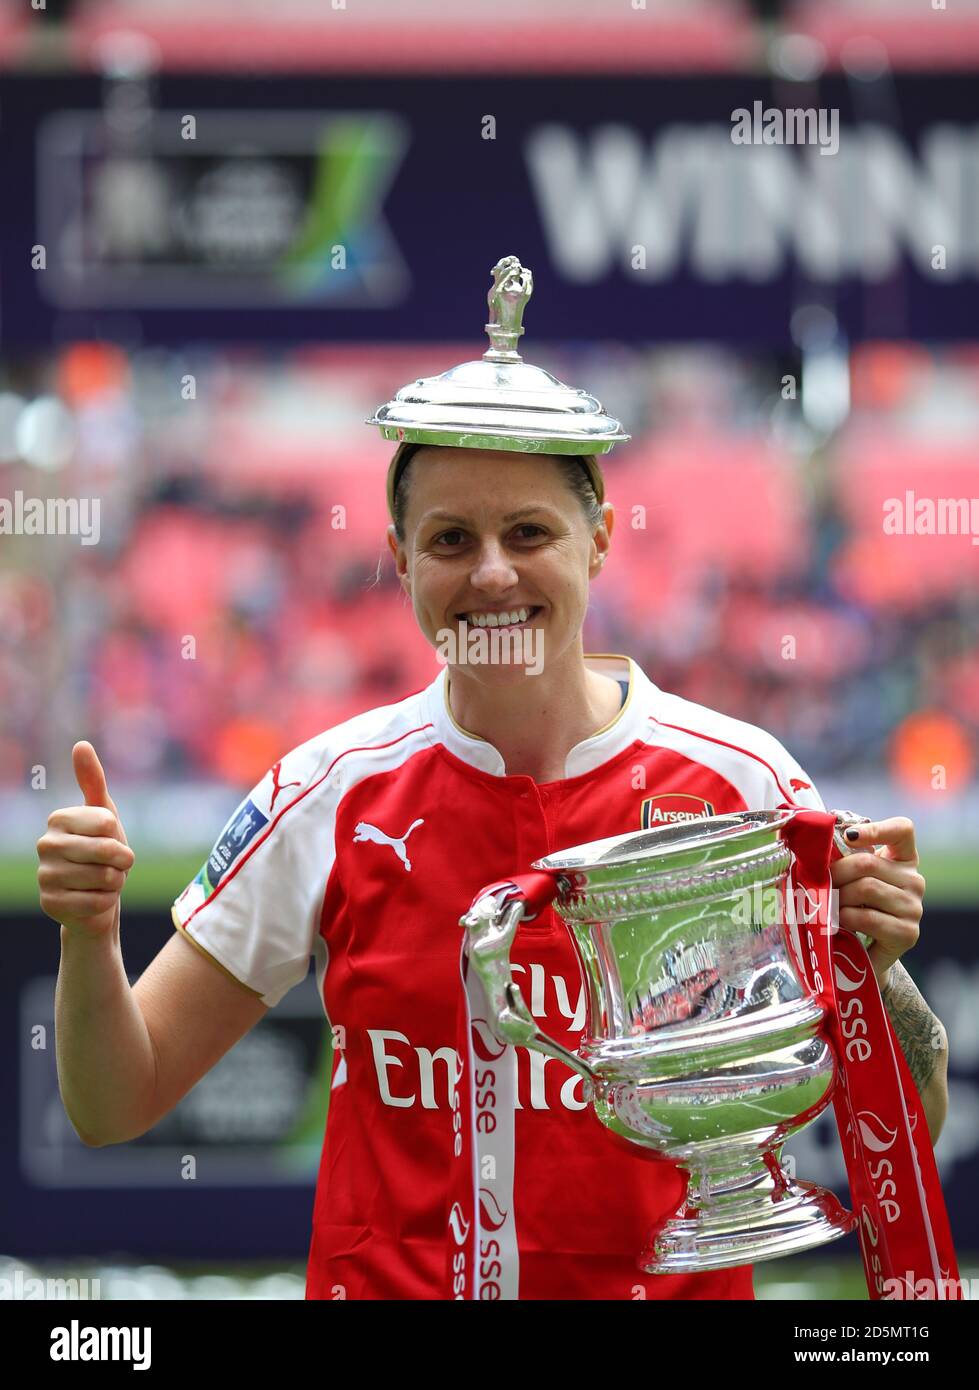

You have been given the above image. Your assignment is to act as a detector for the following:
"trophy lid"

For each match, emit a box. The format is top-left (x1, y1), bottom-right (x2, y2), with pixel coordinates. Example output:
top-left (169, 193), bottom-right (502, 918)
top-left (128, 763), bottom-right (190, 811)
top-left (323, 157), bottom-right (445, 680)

top-left (366, 256), bottom-right (631, 471)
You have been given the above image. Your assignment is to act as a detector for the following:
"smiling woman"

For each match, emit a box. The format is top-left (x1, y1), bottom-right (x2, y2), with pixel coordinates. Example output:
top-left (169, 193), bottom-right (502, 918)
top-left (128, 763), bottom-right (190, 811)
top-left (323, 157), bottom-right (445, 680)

top-left (392, 447), bottom-right (603, 685)
top-left (41, 254), bottom-right (947, 1307)
top-left (384, 443), bottom-right (620, 781)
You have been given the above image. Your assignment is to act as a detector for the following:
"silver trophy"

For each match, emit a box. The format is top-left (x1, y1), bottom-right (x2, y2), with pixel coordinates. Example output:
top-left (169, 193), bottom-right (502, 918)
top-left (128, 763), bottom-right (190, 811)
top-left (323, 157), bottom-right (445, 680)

top-left (461, 809), bottom-right (870, 1274)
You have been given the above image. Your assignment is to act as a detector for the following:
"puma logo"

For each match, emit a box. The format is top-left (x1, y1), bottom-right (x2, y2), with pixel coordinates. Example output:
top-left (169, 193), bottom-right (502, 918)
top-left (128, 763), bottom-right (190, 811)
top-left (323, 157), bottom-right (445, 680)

top-left (269, 759), bottom-right (302, 811)
top-left (353, 818), bottom-right (425, 871)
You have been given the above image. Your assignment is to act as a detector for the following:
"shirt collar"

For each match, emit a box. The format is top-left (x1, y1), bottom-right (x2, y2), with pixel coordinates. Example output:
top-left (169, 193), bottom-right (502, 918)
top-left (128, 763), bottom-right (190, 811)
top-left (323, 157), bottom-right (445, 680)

top-left (422, 653), bottom-right (653, 781)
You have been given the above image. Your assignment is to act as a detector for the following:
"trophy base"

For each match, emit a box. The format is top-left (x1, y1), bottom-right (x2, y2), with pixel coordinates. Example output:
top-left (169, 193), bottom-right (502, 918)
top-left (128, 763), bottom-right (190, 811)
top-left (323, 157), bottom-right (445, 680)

top-left (639, 1176), bottom-right (856, 1275)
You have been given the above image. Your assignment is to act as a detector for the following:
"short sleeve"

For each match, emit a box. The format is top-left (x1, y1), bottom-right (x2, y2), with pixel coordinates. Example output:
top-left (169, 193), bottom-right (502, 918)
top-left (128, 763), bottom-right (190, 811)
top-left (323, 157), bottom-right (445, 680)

top-left (171, 742), bottom-right (337, 1007)
top-left (766, 736), bottom-right (828, 814)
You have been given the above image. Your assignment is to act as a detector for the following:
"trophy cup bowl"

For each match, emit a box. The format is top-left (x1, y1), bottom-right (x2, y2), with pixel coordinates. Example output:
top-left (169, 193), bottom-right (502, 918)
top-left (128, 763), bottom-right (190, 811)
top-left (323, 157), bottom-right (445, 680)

top-left (461, 809), bottom-right (859, 1274)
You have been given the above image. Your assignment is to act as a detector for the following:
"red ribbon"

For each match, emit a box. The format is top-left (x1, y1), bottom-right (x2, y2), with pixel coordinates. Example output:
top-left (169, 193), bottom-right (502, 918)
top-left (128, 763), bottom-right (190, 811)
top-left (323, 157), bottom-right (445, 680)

top-left (447, 874), bottom-right (562, 1300)
top-left (778, 810), bottom-right (960, 1300)
top-left (447, 813), bottom-right (961, 1300)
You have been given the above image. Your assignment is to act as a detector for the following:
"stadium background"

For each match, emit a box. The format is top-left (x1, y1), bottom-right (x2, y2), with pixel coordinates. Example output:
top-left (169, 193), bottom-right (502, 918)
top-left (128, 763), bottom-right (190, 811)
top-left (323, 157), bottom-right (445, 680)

top-left (1, 0), bottom-right (977, 1299)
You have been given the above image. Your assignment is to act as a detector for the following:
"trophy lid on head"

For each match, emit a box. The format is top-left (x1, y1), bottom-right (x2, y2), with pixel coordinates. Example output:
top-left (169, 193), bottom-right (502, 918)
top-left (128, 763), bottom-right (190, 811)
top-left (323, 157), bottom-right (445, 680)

top-left (366, 255), bottom-right (630, 516)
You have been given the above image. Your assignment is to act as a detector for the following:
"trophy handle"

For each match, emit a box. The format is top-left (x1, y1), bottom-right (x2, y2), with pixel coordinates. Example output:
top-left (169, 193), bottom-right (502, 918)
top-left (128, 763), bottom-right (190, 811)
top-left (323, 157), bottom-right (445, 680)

top-left (460, 887), bottom-right (599, 1086)
top-left (829, 808), bottom-right (872, 860)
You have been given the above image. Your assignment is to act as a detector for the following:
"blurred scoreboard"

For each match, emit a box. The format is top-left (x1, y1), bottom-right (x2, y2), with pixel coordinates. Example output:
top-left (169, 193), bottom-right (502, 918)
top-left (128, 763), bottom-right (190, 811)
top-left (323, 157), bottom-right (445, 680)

top-left (2, 72), bottom-right (978, 345)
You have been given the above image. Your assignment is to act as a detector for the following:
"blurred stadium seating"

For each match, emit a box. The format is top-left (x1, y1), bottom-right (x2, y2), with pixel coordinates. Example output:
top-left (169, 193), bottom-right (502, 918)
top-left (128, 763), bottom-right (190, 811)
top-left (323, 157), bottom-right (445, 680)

top-left (1, 339), bottom-right (977, 807)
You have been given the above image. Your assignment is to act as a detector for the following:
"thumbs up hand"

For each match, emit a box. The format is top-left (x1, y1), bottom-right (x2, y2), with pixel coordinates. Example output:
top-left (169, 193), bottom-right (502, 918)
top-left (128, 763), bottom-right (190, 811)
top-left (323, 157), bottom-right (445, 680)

top-left (37, 742), bottom-right (136, 938)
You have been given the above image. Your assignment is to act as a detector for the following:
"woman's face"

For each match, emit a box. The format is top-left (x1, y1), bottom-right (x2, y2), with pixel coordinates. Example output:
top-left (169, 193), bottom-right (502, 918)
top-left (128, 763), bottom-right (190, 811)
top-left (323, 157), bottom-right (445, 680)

top-left (386, 447), bottom-right (613, 682)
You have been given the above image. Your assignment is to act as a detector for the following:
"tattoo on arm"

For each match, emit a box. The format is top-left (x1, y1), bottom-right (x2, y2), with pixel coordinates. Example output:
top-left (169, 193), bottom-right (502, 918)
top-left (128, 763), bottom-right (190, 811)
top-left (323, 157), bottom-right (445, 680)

top-left (881, 961), bottom-right (948, 1097)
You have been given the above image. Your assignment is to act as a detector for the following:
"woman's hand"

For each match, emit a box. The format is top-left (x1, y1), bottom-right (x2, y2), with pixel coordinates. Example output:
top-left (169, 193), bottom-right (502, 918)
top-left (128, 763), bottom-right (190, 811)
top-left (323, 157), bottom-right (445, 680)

top-left (829, 817), bottom-right (926, 992)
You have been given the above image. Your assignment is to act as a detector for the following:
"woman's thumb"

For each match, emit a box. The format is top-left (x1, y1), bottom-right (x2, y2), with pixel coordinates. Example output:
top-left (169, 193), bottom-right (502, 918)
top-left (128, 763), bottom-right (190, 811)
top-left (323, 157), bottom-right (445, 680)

top-left (72, 742), bottom-right (125, 838)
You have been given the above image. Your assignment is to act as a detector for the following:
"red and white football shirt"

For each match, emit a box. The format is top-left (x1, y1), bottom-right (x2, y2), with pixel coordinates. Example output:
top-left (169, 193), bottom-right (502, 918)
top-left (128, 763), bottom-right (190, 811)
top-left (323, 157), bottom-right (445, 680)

top-left (171, 652), bottom-right (828, 1300)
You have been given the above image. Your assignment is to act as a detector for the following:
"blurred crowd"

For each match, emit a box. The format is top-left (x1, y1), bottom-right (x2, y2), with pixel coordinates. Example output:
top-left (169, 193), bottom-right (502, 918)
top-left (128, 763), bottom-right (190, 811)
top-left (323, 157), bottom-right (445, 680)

top-left (0, 339), bottom-right (976, 796)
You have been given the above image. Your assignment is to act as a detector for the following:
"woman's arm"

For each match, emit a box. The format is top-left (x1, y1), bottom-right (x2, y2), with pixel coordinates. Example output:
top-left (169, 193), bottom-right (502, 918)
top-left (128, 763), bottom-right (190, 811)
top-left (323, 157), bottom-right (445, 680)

top-left (56, 921), bottom-right (269, 1146)
top-left (880, 960), bottom-right (949, 1145)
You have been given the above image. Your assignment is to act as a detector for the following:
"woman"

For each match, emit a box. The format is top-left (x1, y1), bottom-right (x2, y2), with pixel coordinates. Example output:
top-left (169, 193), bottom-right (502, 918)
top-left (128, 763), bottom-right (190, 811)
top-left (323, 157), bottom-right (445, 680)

top-left (39, 260), bottom-right (948, 1301)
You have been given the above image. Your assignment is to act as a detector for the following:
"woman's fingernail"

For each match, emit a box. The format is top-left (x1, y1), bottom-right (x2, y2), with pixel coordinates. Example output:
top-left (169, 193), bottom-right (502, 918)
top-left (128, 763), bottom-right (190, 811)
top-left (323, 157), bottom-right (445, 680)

top-left (845, 828), bottom-right (859, 841)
